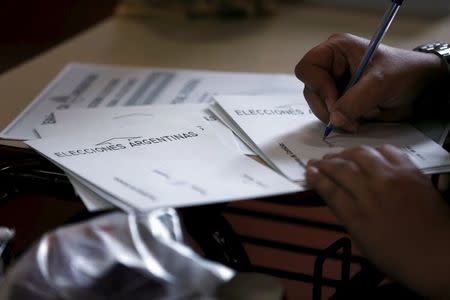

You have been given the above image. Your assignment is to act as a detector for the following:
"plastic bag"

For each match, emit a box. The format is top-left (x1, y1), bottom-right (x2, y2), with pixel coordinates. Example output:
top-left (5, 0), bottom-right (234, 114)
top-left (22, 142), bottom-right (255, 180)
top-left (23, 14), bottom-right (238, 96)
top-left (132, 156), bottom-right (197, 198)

top-left (0, 209), bottom-right (235, 300)
top-left (0, 227), bottom-right (15, 282)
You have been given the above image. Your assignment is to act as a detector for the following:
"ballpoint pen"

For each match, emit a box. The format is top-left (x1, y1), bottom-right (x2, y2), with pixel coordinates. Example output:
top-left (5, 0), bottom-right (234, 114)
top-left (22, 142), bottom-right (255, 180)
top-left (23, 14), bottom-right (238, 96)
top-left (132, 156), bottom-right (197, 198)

top-left (323, 0), bottom-right (404, 140)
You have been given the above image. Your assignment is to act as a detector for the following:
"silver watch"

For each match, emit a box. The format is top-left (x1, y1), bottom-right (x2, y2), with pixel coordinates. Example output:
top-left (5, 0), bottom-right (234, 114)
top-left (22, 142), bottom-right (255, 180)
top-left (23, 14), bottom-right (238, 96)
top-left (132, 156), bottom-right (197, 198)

top-left (414, 42), bottom-right (450, 72)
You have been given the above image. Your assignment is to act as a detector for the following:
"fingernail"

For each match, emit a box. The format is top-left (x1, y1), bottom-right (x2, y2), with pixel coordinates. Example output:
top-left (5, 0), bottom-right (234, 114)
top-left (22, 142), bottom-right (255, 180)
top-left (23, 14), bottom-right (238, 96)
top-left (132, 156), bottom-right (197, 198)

top-left (323, 153), bottom-right (336, 160)
top-left (307, 159), bottom-right (319, 166)
top-left (306, 165), bottom-right (319, 177)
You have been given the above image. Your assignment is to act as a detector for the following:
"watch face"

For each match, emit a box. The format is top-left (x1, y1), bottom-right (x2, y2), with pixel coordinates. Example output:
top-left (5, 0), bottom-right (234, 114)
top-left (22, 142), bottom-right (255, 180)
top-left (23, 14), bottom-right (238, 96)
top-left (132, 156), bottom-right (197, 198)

top-left (435, 43), bottom-right (450, 55)
top-left (414, 42), bottom-right (450, 72)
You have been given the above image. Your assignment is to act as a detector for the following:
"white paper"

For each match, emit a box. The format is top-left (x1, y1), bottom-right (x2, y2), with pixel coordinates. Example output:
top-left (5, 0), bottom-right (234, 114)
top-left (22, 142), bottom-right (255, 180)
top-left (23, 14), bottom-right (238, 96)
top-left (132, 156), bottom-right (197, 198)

top-left (35, 105), bottom-right (243, 210)
top-left (2, 63), bottom-right (301, 141)
top-left (26, 114), bottom-right (301, 212)
top-left (35, 104), bottom-right (241, 153)
top-left (36, 108), bottom-right (240, 210)
top-left (213, 94), bottom-right (450, 182)
top-left (69, 175), bottom-right (114, 211)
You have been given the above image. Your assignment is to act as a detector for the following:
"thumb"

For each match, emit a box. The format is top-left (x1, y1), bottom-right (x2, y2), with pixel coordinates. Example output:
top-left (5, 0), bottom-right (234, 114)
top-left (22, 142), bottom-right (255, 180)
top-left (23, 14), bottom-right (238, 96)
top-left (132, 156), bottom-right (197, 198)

top-left (330, 71), bottom-right (386, 132)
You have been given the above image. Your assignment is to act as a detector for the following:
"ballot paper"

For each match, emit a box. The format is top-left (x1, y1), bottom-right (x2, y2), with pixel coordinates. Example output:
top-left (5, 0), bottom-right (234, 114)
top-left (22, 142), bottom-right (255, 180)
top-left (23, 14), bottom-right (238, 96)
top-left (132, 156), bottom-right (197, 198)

top-left (34, 104), bottom-right (241, 153)
top-left (69, 175), bottom-right (114, 211)
top-left (34, 105), bottom-right (245, 210)
top-left (1, 63), bottom-right (300, 141)
top-left (213, 94), bottom-right (450, 182)
top-left (26, 114), bottom-right (301, 212)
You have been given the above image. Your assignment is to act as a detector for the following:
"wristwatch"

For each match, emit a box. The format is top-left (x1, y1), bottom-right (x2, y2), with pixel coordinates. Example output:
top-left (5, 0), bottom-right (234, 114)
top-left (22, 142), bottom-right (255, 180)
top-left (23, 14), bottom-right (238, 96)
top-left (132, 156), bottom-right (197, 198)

top-left (414, 42), bottom-right (450, 73)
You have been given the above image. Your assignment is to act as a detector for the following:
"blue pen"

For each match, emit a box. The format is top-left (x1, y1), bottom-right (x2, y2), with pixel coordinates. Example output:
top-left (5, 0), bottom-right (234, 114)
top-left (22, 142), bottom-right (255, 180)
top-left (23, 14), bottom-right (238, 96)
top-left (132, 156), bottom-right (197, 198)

top-left (323, 0), bottom-right (404, 140)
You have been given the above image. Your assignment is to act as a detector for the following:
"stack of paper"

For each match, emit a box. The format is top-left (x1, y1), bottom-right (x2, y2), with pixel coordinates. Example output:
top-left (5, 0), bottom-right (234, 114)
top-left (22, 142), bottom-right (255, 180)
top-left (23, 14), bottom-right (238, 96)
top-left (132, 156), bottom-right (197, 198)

top-left (1, 63), bottom-right (300, 142)
top-left (212, 94), bottom-right (450, 182)
top-left (4, 63), bottom-right (450, 213)
top-left (27, 105), bottom-right (301, 212)
top-left (0, 63), bottom-right (306, 212)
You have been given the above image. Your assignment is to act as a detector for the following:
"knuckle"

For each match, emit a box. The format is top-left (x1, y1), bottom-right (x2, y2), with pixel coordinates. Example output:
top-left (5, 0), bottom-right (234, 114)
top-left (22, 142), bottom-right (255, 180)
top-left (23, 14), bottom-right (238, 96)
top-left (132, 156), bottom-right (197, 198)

top-left (321, 158), bottom-right (357, 177)
top-left (340, 160), bottom-right (357, 174)
top-left (379, 144), bottom-right (399, 155)
top-left (368, 69), bottom-right (386, 84)
top-left (303, 86), bottom-right (314, 100)
top-left (352, 145), bottom-right (373, 156)
top-left (379, 144), bottom-right (394, 152)
top-left (295, 52), bottom-right (315, 80)
top-left (303, 86), bottom-right (309, 96)
top-left (328, 32), bottom-right (353, 42)
top-left (380, 144), bottom-right (412, 162)
top-left (319, 159), bottom-right (340, 173)
top-left (294, 61), bottom-right (304, 79)
top-left (343, 146), bottom-right (381, 165)
top-left (376, 167), bottom-right (411, 189)
top-left (333, 161), bottom-right (357, 179)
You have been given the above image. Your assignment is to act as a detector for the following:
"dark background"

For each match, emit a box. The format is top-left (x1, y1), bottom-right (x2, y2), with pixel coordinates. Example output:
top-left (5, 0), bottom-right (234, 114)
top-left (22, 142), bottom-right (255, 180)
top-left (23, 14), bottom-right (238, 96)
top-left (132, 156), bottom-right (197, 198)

top-left (0, 0), bottom-right (119, 74)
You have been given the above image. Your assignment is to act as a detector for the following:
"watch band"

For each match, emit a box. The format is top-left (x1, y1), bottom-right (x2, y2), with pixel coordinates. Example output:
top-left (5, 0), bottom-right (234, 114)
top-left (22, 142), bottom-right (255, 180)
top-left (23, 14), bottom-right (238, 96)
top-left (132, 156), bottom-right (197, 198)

top-left (414, 42), bottom-right (450, 73)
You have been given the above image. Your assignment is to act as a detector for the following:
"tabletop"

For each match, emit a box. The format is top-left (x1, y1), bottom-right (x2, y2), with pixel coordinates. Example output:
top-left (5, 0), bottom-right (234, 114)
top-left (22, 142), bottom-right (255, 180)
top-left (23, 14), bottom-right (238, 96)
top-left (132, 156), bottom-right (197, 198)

top-left (1, 3), bottom-right (450, 145)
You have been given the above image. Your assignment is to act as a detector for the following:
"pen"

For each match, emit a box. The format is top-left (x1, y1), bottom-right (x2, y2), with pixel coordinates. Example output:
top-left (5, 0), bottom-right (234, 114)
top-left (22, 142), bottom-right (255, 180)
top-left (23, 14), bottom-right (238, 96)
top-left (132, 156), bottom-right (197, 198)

top-left (323, 0), bottom-right (404, 140)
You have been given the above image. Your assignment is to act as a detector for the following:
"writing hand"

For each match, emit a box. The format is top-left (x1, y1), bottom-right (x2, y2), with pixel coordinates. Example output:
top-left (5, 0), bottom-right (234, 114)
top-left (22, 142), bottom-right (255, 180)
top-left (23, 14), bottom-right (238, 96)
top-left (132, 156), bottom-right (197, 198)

top-left (295, 33), bottom-right (445, 132)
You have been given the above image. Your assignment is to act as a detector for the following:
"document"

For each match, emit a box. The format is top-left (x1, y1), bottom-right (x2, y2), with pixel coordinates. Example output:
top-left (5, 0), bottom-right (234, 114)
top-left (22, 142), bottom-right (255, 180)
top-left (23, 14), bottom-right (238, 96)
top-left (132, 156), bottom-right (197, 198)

top-left (35, 104), bottom-right (241, 153)
top-left (69, 175), bottom-right (114, 211)
top-left (213, 94), bottom-right (450, 182)
top-left (26, 114), bottom-right (301, 212)
top-left (1, 63), bottom-right (300, 141)
top-left (35, 105), bottom-right (245, 211)
top-left (34, 104), bottom-right (245, 210)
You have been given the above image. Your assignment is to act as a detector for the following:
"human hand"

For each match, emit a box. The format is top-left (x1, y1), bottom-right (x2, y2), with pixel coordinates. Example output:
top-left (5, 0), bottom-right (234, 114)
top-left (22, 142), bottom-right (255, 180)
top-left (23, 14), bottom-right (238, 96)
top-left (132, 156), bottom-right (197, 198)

top-left (295, 33), bottom-right (446, 132)
top-left (305, 145), bottom-right (450, 299)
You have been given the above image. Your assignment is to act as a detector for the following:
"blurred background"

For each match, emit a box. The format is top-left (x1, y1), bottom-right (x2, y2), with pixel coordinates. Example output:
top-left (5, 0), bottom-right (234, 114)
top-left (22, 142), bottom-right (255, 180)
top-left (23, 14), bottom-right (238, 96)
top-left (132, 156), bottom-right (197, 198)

top-left (0, 0), bottom-right (448, 75)
top-left (311, 0), bottom-right (449, 16)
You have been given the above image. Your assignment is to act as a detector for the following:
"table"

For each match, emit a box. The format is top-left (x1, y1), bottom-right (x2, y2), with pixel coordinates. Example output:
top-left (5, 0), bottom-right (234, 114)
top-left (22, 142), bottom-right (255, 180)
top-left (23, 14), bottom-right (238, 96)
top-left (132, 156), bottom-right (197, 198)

top-left (1, 3), bottom-right (449, 298)
top-left (1, 3), bottom-right (450, 146)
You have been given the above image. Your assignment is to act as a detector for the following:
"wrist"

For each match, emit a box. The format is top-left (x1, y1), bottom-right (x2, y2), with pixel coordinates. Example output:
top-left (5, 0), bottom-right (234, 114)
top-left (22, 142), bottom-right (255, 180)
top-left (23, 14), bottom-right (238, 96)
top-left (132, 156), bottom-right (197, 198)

top-left (411, 50), bottom-right (450, 120)
top-left (414, 42), bottom-right (450, 74)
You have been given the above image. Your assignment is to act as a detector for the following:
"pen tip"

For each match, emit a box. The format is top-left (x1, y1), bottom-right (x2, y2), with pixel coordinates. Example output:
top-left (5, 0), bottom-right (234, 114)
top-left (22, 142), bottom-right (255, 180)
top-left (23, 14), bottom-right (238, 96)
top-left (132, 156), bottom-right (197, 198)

top-left (323, 125), bottom-right (333, 140)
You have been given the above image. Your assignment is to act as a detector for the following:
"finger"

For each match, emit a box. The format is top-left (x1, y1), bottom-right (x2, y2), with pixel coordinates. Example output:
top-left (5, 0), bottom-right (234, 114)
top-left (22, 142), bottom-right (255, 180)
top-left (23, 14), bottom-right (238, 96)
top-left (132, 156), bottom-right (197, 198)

top-left (323, 146), bottom-right (390, 175)
top-left (295, 43), bottom-right (341, 110)
top-left (303, 87), bottom-right (329, 123)
top-left (309, 157), bottom-right (369, 200)
top-left (376, 144), bottom-right (414, 165)
top-left (305, 164), bottom-right (357, 221)
top-left (330, 68), bottom-right (388, 132)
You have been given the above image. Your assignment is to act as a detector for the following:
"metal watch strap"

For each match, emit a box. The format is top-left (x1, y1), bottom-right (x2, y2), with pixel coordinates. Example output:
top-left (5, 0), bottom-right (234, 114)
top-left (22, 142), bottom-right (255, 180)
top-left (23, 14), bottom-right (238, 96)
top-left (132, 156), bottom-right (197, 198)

top-left (414, 42), bottom-right (450, 73)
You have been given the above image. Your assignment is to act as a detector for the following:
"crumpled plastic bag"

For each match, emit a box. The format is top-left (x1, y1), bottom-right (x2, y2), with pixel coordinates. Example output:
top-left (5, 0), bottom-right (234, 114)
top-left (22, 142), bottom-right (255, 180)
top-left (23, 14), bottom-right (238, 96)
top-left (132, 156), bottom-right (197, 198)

top-left (0, 209), bottom-right (236, 300)
top-left (0, 227), bottom-right (15, 281)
